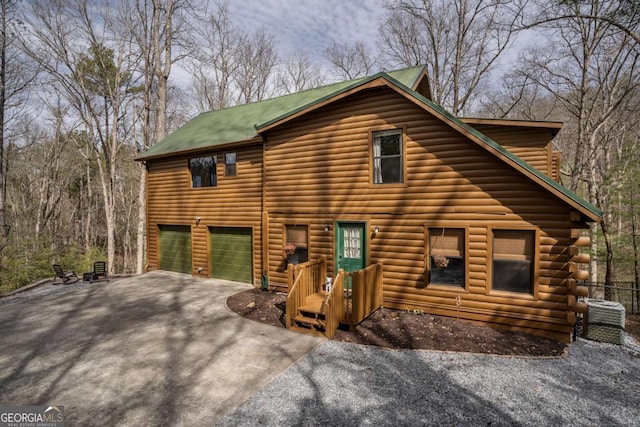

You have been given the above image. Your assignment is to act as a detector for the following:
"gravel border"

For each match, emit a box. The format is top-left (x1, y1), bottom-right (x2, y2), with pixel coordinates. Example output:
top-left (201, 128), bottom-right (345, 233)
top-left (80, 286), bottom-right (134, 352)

top-left (218, 338), bottom-right (640, 426)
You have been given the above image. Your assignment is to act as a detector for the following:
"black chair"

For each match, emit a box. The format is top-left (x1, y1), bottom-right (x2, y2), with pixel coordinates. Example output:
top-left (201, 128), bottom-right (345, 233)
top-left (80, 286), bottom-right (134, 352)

top-left (91, 261), bottom-right (108, 282)
top-left (52, 264), bottom-right (79, 285)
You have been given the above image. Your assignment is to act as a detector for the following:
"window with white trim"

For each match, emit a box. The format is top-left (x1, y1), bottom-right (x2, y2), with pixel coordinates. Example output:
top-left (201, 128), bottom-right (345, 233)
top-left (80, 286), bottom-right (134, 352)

top-left (372, 129), bottom-right (403, 184)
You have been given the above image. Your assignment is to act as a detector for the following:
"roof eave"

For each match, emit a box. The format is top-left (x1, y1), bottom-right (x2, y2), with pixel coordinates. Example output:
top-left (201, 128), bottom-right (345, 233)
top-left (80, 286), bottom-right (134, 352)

top-left (135, 136), bottom-right (263, 162)
top-left (460, 117), bottom-right (563, 130)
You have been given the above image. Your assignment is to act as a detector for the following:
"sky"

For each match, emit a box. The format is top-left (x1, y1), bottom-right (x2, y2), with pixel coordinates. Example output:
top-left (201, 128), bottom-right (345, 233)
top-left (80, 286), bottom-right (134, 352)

top-left (226, 0), bottom-right (386, 61)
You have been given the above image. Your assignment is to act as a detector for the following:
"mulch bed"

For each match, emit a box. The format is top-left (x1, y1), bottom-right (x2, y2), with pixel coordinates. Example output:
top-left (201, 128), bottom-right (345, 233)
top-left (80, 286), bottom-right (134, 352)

top-left (227, 288), bottom-right (569, 357)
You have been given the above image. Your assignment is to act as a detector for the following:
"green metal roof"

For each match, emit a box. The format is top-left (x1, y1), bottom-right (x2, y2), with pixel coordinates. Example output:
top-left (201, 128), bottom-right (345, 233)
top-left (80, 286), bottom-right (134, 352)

top-left (137, 65), bottom-right (428, 160)
top-left (137, 64), bottom-right (601, 220)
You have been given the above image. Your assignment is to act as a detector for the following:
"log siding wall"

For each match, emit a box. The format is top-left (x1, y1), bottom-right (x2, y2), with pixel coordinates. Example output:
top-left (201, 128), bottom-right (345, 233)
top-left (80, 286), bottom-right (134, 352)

top-left (144, 86), bottom-right (590, 341)
top-left (146, 145), bottom-right (263, 284)
top-left (469, 124), bottom-right (560, 181)
top-left (263, 88), bottom-right (586, 341)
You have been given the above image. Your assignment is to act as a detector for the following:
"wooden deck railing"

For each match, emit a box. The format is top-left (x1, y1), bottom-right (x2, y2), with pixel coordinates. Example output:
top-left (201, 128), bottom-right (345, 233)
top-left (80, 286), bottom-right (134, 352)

top-left (285, 256), bottom-right (327, 329)
top-left (285, 258), bottom-right (383, 338)
top-left (324, 269), bottom-right (345, 339)
top-left (342, 261), bottom-right (384, 326)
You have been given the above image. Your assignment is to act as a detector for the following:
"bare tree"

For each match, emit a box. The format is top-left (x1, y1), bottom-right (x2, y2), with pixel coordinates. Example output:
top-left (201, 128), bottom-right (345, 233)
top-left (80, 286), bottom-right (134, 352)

top-left (22, 0), bottom-right (144, 274)
top-left (0, 0), bottom-right (38, 255)
top-left (132, 0), bottom-right (191, 273)
top-left (233, 29), bottom-right (277, 104)
top-left (519, 0), bottom-right (640, 286)
top-left (379, 0), bottom-right (524, 115)
top-left (325, 40), bottom-right (377, 80)
top-left (275, 50), bottom-right (326, 95)
top-left (187, 1), bottom-right (279, 111)
top-left (530, 1), bottom-right (640, 45)
top-left (186, 0), bottom-right (242, 111)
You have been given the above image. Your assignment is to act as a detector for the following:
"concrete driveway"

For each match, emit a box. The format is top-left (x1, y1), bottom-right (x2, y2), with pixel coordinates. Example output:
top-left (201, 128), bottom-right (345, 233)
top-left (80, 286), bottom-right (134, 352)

top-left (0, 272), bottom-right (322, 425)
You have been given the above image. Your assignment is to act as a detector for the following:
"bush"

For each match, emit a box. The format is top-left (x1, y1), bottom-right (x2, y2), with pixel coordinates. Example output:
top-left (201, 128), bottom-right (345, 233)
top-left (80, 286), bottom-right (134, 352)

top-left (0, 243), bottom-right (107, 294)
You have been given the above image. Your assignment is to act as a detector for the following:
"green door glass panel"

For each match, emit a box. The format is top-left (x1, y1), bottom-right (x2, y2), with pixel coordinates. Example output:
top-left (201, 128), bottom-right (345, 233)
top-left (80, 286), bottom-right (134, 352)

top-left (159, 225), bottom-right (192, 274)
top-left (337, 223), bottom-right (366, 288)
top-left (209, 227), bottom-right (253, 283)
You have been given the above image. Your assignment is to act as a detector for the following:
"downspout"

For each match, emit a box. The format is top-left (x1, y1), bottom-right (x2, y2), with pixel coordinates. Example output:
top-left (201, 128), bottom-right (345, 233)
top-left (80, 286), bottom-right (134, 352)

top-left (261, 133), bottom-right (269, 289)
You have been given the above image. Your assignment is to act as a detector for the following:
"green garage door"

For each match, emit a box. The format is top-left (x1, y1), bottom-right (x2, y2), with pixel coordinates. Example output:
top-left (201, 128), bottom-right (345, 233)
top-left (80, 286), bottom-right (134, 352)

top-left (159, 225), bottom-right (192, 274)
top-left (209, 227), bottom-right (253, 283)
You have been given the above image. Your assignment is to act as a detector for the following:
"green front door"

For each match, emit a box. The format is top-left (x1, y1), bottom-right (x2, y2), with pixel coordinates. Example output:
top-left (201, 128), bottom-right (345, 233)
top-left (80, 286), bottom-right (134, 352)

top-left (209, 227), bottom-right (253, 283)
top-left (158, 225), bottom-right (192, 274)
top-left (336, 222), bottom-right (366, 279)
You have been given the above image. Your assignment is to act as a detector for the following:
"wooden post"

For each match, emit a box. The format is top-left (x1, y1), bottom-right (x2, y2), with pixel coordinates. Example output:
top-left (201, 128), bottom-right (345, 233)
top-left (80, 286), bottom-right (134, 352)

top-left (287, 262), bottom-right (294, 293)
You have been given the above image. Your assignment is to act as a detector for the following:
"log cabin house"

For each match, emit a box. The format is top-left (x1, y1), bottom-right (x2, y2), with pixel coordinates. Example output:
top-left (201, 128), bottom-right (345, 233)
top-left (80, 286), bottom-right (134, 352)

top-left (137, 65), bottom-right (601, 342)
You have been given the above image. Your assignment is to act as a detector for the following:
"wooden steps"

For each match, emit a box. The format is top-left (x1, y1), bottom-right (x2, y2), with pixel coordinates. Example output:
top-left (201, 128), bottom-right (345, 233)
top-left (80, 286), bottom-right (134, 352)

top-left (298, 291), bottom-right (327, 313)
top-left (291, 291), bottom-right (328, 336)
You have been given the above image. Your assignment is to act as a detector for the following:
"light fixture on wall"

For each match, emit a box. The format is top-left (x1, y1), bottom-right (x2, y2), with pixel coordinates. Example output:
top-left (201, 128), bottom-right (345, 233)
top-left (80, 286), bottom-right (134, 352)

top-left (324, 225), bottom-right (330, 232)
top-left (374, 226), bottom-right (380, 233)
top-left (195, 216), bottom-right (201, 225)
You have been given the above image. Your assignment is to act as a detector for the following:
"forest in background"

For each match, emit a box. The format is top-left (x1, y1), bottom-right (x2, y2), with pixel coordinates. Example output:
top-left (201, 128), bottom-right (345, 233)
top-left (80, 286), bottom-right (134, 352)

top-left (0, 0), bottom-right (639, 293)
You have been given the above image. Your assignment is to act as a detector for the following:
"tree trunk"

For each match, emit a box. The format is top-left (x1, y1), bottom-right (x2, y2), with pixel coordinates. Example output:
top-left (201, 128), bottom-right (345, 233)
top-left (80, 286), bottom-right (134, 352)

top-left (0, 0), bottom-right (8, 254)
top-left (136, 163), bottom-right (146, 273)
top-left (601, 219), bottom-right (616, 301)
top-left (631, 186), bottom-right (639, 313)
top-left (134, 0), bottom-right (173, 274)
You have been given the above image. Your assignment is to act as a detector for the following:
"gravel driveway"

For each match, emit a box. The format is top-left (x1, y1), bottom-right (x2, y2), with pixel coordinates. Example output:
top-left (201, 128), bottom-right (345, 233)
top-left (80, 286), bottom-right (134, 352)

top-left (219, 336), bottom-right (640, 426)
top-left (2, 276), bottom-right (639, 426)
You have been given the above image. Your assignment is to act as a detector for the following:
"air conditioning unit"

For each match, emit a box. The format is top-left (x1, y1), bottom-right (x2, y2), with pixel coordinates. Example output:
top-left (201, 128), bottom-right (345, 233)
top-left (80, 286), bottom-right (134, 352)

top-left (583, 299), bottom-right (626, 345)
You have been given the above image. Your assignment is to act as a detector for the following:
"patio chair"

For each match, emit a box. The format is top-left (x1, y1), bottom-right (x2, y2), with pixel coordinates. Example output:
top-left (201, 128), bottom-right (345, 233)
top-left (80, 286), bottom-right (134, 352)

top-left (91, 261), bottom-right (108, 283)
top-left (52, 264), bottom-right (79, 285)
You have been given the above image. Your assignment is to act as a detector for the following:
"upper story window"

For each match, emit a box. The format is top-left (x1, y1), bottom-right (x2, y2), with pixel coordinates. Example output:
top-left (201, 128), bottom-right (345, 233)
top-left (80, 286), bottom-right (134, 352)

top-left (491, 229), bottom-right (536, 295)
top-left (189, 156), bottom-right (217, 188)
top-left (225, 152), bottom-right (237, 177)
top-left (427, 227), bottom-right (465, 287)
top-left (372, 129), bottom-right (403, 184)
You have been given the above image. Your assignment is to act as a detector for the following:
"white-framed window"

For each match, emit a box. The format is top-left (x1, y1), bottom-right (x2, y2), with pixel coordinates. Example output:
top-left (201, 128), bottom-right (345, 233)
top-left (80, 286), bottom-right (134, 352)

top-left (372, 129), bottom-right (403, 184)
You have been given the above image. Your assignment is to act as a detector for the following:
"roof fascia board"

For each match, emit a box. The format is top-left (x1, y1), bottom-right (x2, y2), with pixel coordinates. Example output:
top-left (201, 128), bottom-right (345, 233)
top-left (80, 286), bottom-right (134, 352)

top-left (461, 117), bottom-right (563, 130)
top-left (135, 136), bottom-right (263, 162)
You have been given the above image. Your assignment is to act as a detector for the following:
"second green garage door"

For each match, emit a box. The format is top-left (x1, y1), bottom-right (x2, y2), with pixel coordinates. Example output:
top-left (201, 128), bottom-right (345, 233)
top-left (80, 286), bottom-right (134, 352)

top-left (209, 227), bottom-right (253, 283)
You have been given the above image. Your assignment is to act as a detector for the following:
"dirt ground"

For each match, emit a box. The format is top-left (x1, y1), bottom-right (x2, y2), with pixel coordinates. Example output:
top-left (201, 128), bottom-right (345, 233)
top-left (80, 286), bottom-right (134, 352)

top-left (627, 314), bottom-right (640, 340)
top-left (227, 288), bottom-right (572, 357)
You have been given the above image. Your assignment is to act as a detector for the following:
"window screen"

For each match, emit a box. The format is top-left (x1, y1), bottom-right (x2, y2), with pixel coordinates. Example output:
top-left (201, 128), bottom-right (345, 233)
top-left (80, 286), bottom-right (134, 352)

top-left (285, 225), bottom-right (308, 265)
top-left (428, 228), bottom-right (464, 287)
top-left (492, 229), bottom-right (535, 294)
